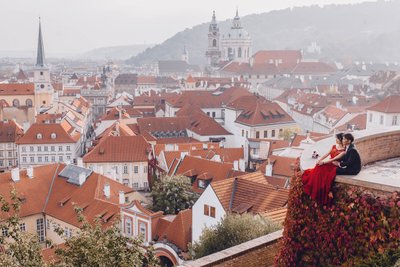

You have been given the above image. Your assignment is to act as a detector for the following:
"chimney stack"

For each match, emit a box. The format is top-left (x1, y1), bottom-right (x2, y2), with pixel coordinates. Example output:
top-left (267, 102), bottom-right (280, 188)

top-left (77, 157), bottom-right (83, 167)
top-left (78, 172), bottom-right (86, 185)
top-left (233, 160), bottom-right (239, 171)
top-left (103, 183), bottom-right (110, 198)
top-left (11, 168), bottom-right (20, 182)
top-left (119, 191), bottom-right (125, 205)
top-left (265, 158), bottom-right (273, 177)
top-left (27, 166), bottom-right (34, 179)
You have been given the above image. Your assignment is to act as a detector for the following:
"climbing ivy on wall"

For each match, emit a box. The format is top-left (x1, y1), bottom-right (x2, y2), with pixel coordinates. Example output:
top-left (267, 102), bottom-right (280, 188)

top-left (275, 162), bottom-right (400, 266)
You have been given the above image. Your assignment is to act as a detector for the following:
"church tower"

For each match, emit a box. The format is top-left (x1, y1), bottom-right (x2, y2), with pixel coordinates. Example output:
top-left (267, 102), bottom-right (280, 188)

top-left (34, 18), bottom-right (54, 109)
top-left (205, 11), bottom-right (221, 68)
top-left (181, 45), bottom-right (189, 63)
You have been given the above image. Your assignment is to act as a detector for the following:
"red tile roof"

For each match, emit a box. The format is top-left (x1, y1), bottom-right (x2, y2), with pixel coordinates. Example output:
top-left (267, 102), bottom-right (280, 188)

top-left (0, 120), bottom-right (23, 143)
top-left (259, 156), bottom-right (296, 178)
top-left (367, 95), bottom-right (400, 113)
top-left (16, 121), bottom-right (80, 144)
top-left (137, 76), bottom-right (157, 84)
top-left (0, 83), bottom-right (34, 95)
top-left (335, 113), bottom-right (367, 132)
top-left (212, 172), bottom-right (289, 214)
top-left (252, 50), bottom-right (302, 66)
top-left (83, 135), bottom-right (150, 163)
top-left (0, 164), bottom-right (133, 228)
top-left (158, 209), bottom-right (192, 251)
top-left (291, 62), bottom-right (336, 74)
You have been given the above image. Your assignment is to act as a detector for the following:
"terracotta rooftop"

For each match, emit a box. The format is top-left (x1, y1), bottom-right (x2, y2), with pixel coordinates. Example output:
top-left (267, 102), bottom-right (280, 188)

top-left (367, 95), bottom-right (400, 113)
top-left (0, 83), bottom-right (34, 95)
top-left (259, 156), bottom-right (296, 178)
top-left (158, 209), bottom-right (192, 251)
top-left (252, 50), bottom-right (302, 66)
top-left (0, 164), bottom-right (133, 228)
top-left (335, 113), bottom-right (367, 132)
top-left (16, 121), bottom-right (80, 144)
top-left (211, 172), bottom-right (289, 214)
top-left (291, 61), bottom-right (336, 74)
top-left (83, 135), bottom-right (150, 163)
top-left (0, 120), bottom-right (23, 143)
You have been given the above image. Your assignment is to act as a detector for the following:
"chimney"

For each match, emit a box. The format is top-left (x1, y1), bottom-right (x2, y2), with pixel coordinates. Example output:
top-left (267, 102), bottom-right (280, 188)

top-left (77, 157), bottom-right (83, 167)
top-left (180, 151), bottom-right (188, 159)
top-left (119, 191), bottom-right (125, 205)
top-left (27, 166), bottom-right (34, 179)
top-left (265, 159), bottom-right (273, 176)
top-left (239, 158), bottom-right (245, 172)
top-left (103, 183), bottom-right (110, 198)
top-left (98, 165), bottom-right (104, 175)
top-left (11, 168), bottom-right (20, 182)
top-left (233, 160), bottom-right (239, 171)
top-left (78, 172), bottom-right (86, 185)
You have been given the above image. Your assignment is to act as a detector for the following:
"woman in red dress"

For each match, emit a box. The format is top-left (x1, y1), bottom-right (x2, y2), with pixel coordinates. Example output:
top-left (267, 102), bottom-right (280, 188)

top-left (302, 133), bottom-right (345, 205)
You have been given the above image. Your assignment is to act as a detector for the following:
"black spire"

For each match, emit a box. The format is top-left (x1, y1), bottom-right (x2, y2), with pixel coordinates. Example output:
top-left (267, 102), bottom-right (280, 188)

top-left (36, 17), bottom-right (46, 68)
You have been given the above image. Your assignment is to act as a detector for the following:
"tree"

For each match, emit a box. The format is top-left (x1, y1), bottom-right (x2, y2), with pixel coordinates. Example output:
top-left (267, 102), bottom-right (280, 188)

top-left (151, 175), bottom-right (198, 215)
top-left (191, 213), bottom-right (281, 259)
top-left (52, 206), bottom-right (159, 267)
top-left (0, 188), bottom-right (45, 267)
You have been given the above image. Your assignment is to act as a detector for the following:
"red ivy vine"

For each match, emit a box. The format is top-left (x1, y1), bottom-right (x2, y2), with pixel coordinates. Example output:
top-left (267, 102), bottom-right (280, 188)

top-left (275, 162), bottom-right (400, 266)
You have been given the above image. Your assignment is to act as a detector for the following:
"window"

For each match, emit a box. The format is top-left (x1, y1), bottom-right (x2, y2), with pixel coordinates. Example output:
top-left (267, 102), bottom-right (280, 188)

top-left (139, 222), bottom-right (146, 241)
top-left (22, 147), bottom-right (26, 152)
top-left (133, 182), bottom-right (138, 188)
top-left (207, 112), bottom-right (210, 116)
top-left (46, 219), bottom-right (50, 230)
top-left (67, 156), bottom-right (71, 160)
top-left (210, 206), bottom-right (216, 218)
top-left (22, 157), bottom-right (27, 163)
top-left (134, 166), bottom-right (139, 174)
top-left (66, 146), bottom-right (71, 152)
top-left (64, 227), bottom-right (72, 238)
top-left (125, 217), bottom-right (132, 236)
top-left (36, 218), bottom-right (45, 242)
top-left (272, 130), bottom-right (276, 137)
top-left (238, 47), bottom-right (242, 58)
top-left (123, 179), bottom-right (129, 186)
top-left (12, 99), bottom-right (20, 107)
top-left (256, 131), bottom-right (260, 139)
top-left (38, 156), bottom-right (42, 163)
top-left (123, 165), bottom-right (128, 174)
top-left (58, 146), bottom-right (63, 152)
top-left (380, 115), bottom-right (384, 125)
top-left (19, 223), bottom-right (26, 232)
top-left (8, 151), bottom-right (12, 157)
top-left (212, 39), bottom-right (217, 47)
top-left (143, 166), bottom-right (147, 173)
top-left (51, 156), bottom-right (55, 162)
top-left (59, 156), bottom-right (63, 162)
top-left (369, 113), bottom-right (373, 123)
top-left (392, 116), bottom-right (398, 126)
top-left (212, 112), bottom-right (216, 118)
top-left (144, 182), bottom-right (148, 188)
top-left (30, 157), bottom-right (34, 163)
top-left (204, 204), bottom-right (210, 216)
top-left (30, 146), bottom-right (34, 152)
top-left (26, 99), bottom-right (33, 107)
top-left (242, 130), bottom-right (244, 137)
top-left (51, 146), bottom-right (55, 152)
top-left (45, 156), bottom-right (49, 162)
top-left (198, 179), bottom-right (209, 189)
top-left (0, 160), bottom-right (3, 166)
top-left (246, 131), bottom-right (248, 138)
top-left (44, 146), bottom-right (48, 152)
top-left (8, 160), bottom-right (12, 166)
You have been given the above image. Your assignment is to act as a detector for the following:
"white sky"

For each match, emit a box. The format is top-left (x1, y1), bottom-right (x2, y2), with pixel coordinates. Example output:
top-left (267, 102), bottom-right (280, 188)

top-left (0, 0), bottom-right (371, 54)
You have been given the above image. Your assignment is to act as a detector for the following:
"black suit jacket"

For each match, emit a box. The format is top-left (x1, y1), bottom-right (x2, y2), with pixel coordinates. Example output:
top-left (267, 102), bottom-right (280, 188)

top-left (336, 143), bottom-right (361, 175)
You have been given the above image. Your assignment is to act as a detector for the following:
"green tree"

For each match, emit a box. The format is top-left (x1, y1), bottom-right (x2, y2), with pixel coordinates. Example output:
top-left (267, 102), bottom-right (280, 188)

top-left (151, 175), bottom-right (198, 215)
top-left (0, 188), bottom-right (45, 267)
top-left (52, 206), bottom-right (159, 267)
top-left (191, 213), bottom-right (281, 259)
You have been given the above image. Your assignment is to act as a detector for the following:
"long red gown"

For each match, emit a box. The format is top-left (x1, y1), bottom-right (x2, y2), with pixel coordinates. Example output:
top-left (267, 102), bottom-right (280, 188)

top-left (302, 145), bottom-right (344, 205)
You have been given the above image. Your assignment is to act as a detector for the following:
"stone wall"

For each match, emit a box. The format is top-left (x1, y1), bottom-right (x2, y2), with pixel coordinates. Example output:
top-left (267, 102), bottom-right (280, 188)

top-left (181, 230), bottom-right (282, 267)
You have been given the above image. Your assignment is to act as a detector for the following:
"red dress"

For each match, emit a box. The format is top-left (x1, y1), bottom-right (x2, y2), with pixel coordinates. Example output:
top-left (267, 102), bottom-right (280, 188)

top-left (302, 145), bottom-right (344, 205)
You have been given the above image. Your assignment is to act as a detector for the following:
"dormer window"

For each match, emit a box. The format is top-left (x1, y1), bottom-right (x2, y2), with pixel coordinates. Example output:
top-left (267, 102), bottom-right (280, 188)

top-left (50, 133), bottom-right (57, 139)
top-left (36, 133), bottom-right (42, 140)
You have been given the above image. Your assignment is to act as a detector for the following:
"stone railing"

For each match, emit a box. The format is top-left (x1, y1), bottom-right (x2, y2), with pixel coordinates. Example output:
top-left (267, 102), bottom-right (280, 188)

top-left (180, 230), bottom-right (283, 267)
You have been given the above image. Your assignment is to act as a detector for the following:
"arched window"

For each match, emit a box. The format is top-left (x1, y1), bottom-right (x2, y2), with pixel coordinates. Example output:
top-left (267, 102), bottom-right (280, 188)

top-left (26, 99), bottom-right (33, 107)
top-left (212, 39), bottom-right (217, 47)
top-left (12, 99), bottom-right (20, 107)
top-left (238, 47), bottom-right (242, 58)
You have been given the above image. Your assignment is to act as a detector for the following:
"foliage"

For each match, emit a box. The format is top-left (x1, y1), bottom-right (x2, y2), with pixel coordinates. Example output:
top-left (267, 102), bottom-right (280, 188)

top-left (191, 213), bottom-right (281, 259)
top-left (52, 206), bottom-right (159, 267)
top-left (275, 162), bottom-right (400, 266)
top-left (151, 174), bottom-right (198, 215)
top-left (0, 188), bottom-right (46, 267)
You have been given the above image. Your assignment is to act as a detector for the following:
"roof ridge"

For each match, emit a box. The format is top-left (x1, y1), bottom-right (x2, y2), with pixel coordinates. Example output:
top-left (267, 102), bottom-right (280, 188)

top-left (43, 164), bottom-right (61, 213)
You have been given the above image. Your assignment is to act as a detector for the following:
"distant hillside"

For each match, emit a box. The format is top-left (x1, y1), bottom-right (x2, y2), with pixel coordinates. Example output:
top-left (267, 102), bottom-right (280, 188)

top-left (127, 1), bottom-right (400, 66)
top-left (80, 44), bottom-right (153, 60)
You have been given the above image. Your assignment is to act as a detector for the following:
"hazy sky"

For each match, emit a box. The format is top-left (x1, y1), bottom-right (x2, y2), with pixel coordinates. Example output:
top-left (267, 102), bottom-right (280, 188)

top-left (1, 0), bottom-right (370, 55)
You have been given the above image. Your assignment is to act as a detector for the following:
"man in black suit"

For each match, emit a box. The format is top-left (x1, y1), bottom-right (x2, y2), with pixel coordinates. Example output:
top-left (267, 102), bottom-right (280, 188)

top-left (333, 133), bottom-right (361, 175)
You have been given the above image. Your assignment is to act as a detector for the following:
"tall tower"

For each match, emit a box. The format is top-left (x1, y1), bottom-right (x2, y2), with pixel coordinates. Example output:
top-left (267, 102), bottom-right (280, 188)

top-left (220, 9), bottom-right (252, 63)
top-left (205, 11), bottom-right (221, 68)
top-left (181, 45), bottom-right (189, 63)
top-left (33, 18), bottom-right (54, 109)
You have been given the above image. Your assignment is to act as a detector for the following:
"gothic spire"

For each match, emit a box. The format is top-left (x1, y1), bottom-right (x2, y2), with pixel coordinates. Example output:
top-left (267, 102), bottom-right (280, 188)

top-left (36, 17), bottom-right (46, 68)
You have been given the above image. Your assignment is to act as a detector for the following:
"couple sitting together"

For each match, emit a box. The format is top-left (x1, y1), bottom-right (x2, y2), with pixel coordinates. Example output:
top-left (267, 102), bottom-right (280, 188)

top-left (302, 133), bottom-right (361, 205)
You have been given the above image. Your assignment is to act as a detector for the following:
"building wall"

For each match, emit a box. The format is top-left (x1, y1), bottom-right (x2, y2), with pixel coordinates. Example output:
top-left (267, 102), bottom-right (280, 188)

top-left (85, 161), bottom-right (149, 190)
top-left (18, 143), bottom-right (78, 168)
top-left (186, 129), bottom-right (235, 148)
top-left (366, 110), bottom-right (400, 130)
top-left (0, 142), bottom-right (18, 172)
top-left (192, 185), bottom-right (226, 243)
top-left (2, 214), bottom-right (46, 245)
top-left (45, 215), bottom-right (79, 245)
